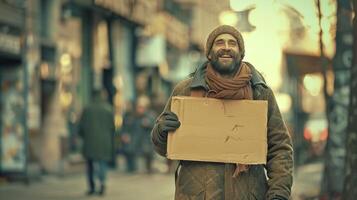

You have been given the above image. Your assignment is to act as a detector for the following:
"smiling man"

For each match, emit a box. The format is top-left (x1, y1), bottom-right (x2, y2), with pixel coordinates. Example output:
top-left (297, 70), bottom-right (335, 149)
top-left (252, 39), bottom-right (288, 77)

top-left (209, 33), bottom-right (242, 76)
top-left (151, 25), bottom-right (293, 200)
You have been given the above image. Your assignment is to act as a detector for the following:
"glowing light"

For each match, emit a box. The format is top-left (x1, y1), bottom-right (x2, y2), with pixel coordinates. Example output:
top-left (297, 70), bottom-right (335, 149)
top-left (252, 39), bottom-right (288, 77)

top-left (320, 128), bottom-right (328, 141)
top-left (304, 128), bottom-right (312, 140)
top-left (219, 10), bottom-right (238, 26)
top-left (114, 92), bottom-right (122, 107)
top-left (303, 74), bottom-right (323, 96)
top-left (60, 53), bottom-right (72, 74)
top-left (113, 75), bottom-right (124, 89)
top-left (60, 53), bottom-right (71, 66)
top-left (275, 93), bottom-right (292, 113)
top-left (60, 92), bottom-right (73, 108)
top-left (40, 62), bottom-right (49, 79)
top-left (115, 115), bottom-right (123, 128)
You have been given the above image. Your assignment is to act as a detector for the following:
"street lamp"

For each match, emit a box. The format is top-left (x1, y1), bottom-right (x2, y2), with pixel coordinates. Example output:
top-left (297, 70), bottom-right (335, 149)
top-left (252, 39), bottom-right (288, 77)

top-left (303, 74), bottom-right (323, 97)
top-left (219, 10), bottom-right (238, 26)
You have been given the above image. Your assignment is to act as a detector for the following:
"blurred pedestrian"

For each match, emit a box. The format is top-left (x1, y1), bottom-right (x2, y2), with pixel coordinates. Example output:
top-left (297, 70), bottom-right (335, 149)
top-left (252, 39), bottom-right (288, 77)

top-left (135, 95), bottom-right (156, 174)
top-left (120, 101), bottom-right (139, 173)
top-left (120, 96), bottom-right (156, 174)
top-left (79, 89), bottom-right (115, 196)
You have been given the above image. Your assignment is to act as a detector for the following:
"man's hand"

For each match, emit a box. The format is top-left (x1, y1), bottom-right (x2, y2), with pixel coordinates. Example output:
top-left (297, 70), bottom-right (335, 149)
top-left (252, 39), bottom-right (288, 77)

top-left (158, 111), bottom-right (181, 137)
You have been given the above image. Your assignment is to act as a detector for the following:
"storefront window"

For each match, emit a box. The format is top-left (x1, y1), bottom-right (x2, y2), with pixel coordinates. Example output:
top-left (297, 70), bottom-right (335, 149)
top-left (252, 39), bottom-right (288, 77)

top-left (93, 18), bottom-right (110, 90)
top-left (0, 68), bottom-right (26, 172)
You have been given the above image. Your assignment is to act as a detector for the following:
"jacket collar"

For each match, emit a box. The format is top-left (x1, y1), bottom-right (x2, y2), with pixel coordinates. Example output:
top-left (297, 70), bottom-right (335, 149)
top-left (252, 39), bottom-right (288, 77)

top-left (190, 61), bottom-right (267, 90)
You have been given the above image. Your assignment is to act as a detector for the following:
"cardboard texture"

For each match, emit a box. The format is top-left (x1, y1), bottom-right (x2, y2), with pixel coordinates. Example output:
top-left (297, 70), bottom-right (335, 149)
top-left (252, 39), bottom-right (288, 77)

top-left (167, 96), bottom-right (268, 164)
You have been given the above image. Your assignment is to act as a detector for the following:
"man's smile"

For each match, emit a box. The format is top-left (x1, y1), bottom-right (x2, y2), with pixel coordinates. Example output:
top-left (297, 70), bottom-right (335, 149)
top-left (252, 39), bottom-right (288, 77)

top-left (218, 54), bottom-right (233, 62)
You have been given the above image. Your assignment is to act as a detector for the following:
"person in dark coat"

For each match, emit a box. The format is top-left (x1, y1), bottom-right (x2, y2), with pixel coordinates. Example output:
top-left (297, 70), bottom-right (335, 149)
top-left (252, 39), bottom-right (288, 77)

top-left (120, 96), bottom-right (156, 173)
top-left (151, 25), bottom-right (293, 200)
top-left (135, 95), bottom-right (156, 173)
top-left (79, 89), bottom-right (115, 196)
top-left (120, 103), bottom-right (140, 173)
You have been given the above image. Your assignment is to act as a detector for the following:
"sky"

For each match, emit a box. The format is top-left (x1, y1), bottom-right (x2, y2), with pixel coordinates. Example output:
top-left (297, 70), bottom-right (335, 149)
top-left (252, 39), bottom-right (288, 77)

top-left (227, 0), bottom-right (336, 90)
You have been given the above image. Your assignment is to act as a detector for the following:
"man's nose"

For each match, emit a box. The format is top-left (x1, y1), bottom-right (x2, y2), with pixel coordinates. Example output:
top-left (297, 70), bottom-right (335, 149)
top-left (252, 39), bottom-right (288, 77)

top-left (223, 42), bottom-right (229, 49)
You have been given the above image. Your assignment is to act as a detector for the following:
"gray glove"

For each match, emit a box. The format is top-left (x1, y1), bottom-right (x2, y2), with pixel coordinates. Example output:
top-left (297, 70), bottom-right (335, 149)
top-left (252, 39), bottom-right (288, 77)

top-left (158, 111), bottom-right (181, 137)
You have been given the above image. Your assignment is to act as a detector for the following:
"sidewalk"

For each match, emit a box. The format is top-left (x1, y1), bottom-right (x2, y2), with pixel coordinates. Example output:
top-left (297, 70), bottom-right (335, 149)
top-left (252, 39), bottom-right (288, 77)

top-left (292, 161), bottom-right (324, 200)
top-left (0, 160), bottom-right (324, 200)
top-left (0, 170), bottom-right (175, 200)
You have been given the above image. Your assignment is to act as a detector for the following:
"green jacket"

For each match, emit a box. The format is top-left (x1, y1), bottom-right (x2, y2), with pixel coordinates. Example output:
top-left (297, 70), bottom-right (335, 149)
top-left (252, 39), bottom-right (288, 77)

top-left (151, 62), bottom-right (293, 200)
top-left (79, 99), bottom-right (115, 161)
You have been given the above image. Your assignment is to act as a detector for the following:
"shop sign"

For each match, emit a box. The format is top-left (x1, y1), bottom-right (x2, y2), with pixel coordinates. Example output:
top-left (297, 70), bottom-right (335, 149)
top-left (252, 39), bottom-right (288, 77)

top-left (161, 12), bottom-right (189, 50)
top-left (94, 0), bottom-right (158, 25)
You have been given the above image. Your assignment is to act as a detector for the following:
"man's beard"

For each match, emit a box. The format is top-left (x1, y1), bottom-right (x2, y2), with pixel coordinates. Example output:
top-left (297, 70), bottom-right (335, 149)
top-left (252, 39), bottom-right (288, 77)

top-left (209, 49), bottom-right (242, 75)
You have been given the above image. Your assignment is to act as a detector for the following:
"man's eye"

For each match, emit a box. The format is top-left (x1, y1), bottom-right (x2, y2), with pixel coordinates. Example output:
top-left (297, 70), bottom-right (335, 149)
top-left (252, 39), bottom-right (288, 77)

top-left (229, 41), bottom-right (237, 46)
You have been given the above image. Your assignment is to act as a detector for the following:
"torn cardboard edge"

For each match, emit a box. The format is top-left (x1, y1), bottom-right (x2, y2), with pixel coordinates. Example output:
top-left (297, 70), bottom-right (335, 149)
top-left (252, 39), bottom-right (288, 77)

top-left (167, 96), bottom-right (268, 164)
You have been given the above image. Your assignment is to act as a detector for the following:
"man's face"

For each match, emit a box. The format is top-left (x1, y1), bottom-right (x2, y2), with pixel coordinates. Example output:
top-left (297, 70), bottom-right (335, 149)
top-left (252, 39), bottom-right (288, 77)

top-left (208, 33), bottom-right (241, 75)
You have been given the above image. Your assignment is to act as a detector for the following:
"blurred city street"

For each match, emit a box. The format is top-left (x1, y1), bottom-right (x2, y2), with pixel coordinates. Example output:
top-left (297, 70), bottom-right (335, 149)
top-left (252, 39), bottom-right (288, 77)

top-left (292, 161), bottom-right (324, 200)
top-left (0, 160), bottom-right (324, 200)
top-left (0, 173), bottom-right (174, 200)
top-left (0, 0), bottom-right (356, 199)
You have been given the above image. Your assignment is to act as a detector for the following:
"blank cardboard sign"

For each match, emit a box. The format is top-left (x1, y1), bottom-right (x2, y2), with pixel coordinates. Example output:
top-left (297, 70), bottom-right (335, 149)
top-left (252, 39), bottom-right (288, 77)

top-left (167, 96), bottom-right (268, 164)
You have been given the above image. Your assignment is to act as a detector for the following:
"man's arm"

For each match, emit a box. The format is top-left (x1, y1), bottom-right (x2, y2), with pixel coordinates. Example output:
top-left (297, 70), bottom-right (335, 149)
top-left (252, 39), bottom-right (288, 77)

top-left (151, 91), bottom-right (175, 157)
top-left (151, 78), bottom-right (191, 157)
top-left (265, 88), bottom-right (294, 200)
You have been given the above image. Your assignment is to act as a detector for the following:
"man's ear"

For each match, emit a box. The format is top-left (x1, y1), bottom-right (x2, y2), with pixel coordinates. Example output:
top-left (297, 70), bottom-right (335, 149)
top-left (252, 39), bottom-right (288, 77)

top-left (208, 54), bottom-right (212, 60)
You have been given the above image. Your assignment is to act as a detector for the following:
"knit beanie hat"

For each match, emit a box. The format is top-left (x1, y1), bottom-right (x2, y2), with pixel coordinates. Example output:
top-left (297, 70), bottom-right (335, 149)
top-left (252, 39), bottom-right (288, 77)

top-left (205, 25), bottom-right (245, 60)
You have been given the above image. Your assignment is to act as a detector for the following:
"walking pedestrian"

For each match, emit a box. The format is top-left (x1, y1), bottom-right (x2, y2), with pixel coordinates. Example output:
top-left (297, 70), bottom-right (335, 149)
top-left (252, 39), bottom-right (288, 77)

top-left (79, 89), bottom-right (115, 196)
